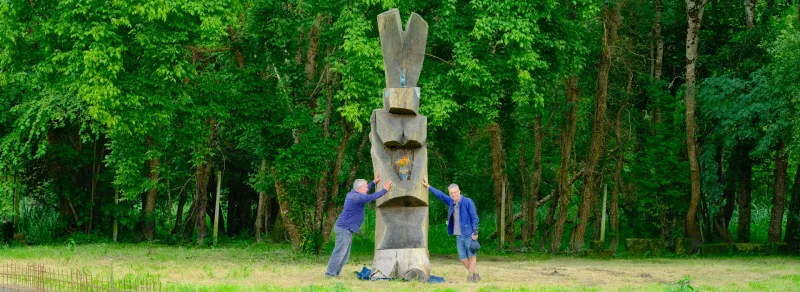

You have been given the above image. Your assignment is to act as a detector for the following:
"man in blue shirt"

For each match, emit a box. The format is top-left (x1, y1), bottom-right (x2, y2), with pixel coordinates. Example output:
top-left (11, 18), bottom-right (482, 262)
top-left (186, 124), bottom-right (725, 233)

top-left (324, 173), bottom-right (392, 278)
top-left (423, 176), bottom-right (481, 282)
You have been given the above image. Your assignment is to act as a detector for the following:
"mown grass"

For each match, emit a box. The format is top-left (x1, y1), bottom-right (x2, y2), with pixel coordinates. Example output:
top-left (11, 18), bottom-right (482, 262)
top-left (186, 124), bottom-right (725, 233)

top-left (1, 243), bottom-right (799, 291)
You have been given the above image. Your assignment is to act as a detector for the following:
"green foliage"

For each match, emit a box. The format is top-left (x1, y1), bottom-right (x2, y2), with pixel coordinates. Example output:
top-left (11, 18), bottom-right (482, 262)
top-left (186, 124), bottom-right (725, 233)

top-left (1, 0), bottom-right (799, 255)
top-left (765, 12), bottom-right (800, 146)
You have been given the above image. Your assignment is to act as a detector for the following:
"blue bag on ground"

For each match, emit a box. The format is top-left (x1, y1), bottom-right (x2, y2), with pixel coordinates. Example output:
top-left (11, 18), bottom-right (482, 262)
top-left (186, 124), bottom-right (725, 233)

top-left (355, 266), bottom-right (445, 283)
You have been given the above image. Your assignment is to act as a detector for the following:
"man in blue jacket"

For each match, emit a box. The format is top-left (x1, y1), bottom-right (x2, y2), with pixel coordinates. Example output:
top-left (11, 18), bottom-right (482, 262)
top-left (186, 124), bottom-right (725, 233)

top-left (423, 176), bottom-right (481, 282)
top-left (325, 173), bottom-right (392, 278)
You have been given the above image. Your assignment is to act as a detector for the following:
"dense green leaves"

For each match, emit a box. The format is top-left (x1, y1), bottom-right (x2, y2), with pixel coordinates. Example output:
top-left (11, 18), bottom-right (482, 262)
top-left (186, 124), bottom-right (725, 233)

top-left (1, 0), bottom-right (799, 252)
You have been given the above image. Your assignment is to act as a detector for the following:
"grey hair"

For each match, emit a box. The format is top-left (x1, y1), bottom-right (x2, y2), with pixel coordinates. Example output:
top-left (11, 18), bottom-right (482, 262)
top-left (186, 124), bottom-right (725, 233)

top-left (353, 179), bottom-right (368, 191)
top-left (447, 184), bottom-right (460, 191)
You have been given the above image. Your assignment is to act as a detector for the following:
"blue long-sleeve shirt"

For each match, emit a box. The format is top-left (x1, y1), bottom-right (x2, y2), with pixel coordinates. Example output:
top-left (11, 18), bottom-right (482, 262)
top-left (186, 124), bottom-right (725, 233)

top-left (428, 186), bottom-right (479, 236)
top-left (334, 181), bottom-right (388, 233)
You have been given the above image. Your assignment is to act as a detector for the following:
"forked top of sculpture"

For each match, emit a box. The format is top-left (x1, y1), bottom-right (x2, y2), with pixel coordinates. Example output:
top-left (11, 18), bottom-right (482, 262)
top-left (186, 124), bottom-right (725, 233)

top-left (377, 9), bottom-right (428, 89)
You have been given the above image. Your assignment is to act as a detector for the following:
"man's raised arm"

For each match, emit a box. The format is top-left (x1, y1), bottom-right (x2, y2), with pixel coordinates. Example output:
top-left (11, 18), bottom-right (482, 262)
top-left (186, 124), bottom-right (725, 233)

top-left (423, 176), bottom-right (452, 205)
top-left (356, 180), bottom-right (392, 204)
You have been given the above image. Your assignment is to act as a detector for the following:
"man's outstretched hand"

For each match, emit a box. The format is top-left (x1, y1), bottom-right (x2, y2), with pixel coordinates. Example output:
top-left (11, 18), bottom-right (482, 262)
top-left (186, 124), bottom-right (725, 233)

top-left (383, 180), bottom-right (393, 191)
top-left (422, 175), bottom-right (430, 188)
top-left (374, 171), bottom-right (381, 184)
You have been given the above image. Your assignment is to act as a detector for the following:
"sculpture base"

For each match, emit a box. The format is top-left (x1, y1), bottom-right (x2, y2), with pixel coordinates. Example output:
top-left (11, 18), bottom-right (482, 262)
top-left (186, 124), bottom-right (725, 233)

top-left (371, 248), bottom-right (431, 282)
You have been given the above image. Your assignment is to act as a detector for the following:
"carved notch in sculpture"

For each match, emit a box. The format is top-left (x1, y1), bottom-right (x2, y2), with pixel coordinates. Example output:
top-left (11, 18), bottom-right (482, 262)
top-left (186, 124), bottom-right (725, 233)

top-left (369, 8), bottom-right (431, 282)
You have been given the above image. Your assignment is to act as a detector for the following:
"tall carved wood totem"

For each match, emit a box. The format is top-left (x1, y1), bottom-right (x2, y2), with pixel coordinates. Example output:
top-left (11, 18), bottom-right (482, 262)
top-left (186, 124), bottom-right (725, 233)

top-left (369, 8), bottom-right (431, 282)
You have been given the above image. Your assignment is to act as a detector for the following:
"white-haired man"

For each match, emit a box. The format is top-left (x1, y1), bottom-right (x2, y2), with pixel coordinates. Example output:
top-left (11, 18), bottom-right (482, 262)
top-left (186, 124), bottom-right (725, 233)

top-left (325, 173), bottom-right (392, 278)
top-left (423, 176), bottom-right (480, 282)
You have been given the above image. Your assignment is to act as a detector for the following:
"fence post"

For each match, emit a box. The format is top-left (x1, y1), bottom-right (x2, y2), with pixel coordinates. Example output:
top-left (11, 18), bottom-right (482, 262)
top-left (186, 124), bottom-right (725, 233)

top-left (213, 171), bottom-right (222, 246)
top-left (600, 184), bottom-right (607, 242)
top-left (38, 264), bottom-right (43, 292)
top-left (500, 180), bottom-right (506, 250)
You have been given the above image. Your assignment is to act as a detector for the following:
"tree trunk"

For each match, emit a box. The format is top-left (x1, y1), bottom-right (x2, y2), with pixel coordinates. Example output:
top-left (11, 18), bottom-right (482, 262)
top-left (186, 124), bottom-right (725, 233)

top-left (489, 122), bottom-right (513, 248)
top-left (785, 164), bottom-right (800, 248)
top-left (519, 133), bottom-right (530, 249)
top-left (311, 51), bottom-right (337, 251)
top-left (591, 176), bottom-right (603, 241)
top-left (144, 157), bottom-right (159, 241)
top-left (745, 0), bottom-right (756, 28)
top-left (194, 163), bottom-right (212, 245)
top-left (768, 139), bottom-right (788, 243)
top-left (256, 159), bottom-right (267, 243)
top-left (653, 0), bottom-right (664, 125)
top-left (323, 131), bottom-right (366, 242)
top-left (305, 14), bottom-right (323, 81)
top-left (312, 65), bottom-right (338, 252)
top-left (540, 190), bottom-right (559, 251)
top-left (737, 144), bottom-right (753, 243)
top-left (611, 104), bottom-right (626, 253)
top-left (654, 0), bottom-right (664, 81)
top-left (172, 178), bottom-right (190, 236)
top-left (181, 193), bottom-right (198, 241)
top-left (551, 76), bottom-right (580, 253)
top-left (684, 0), bottom-right (707, 251)
top-left (264, 196), bottom-right (271, 235)
top-left (701, 185), bottom-right (713, 242)
top-left (723, 149), bottom-right (740, 225)
top-left (571, 4), bottom-right (620, 252)
top-left (523, 114), bottom-right (544, 251)
top-left (228, 25), bottom-right (246, 69)
top-left (273, 168), bottom-right (303, 251)
top-left (313, 171), bottom-right (328, 251)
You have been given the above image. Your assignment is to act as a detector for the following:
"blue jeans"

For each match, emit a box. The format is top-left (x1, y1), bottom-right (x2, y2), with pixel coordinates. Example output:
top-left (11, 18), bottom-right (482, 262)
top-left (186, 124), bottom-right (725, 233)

top-left (325, 226), bottom-right (353, 277)
top-left (456, 235), bottom-right (477, 260)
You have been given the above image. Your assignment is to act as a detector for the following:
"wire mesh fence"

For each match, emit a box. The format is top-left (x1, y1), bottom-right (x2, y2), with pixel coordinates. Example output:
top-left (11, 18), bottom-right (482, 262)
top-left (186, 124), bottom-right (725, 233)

top-left (0, 263), bottom-right (171, 292)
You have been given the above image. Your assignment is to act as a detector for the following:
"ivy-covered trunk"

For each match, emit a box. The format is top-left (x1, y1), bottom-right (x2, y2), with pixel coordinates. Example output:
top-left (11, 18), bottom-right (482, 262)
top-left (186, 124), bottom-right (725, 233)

top-left (489, 122), bottom-right (513, 249)
top-left (273, 169), bottom-right (302, 251)
top-left (611, 103), bottom-right (627, 253)
top-left (522, 114), bottom-right (543, 251)
top-left (322, 122), bottom-right (351, 243)
top-left (256, 159), bottom-right (267, 243)
top-left (194, 162), bottom-right (212, 245)
top-left (552, 76), bottom-right (580, 253)
top-left (744, 0), bottom-right (756, 28)
top-left (572, 3), bottom-right (620, 252)
top-left (324, 133), bottom-right (369, 242)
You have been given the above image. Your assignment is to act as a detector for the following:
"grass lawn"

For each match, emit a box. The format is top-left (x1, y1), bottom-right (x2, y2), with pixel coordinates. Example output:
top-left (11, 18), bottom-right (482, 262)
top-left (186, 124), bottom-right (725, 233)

top-left (1, 243), bottom-right (799, 291)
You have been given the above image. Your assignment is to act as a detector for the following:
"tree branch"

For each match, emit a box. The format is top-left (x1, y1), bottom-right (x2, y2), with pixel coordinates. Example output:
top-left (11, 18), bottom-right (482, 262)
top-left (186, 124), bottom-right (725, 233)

top-left (426, 53), bottom-right (455, 67)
